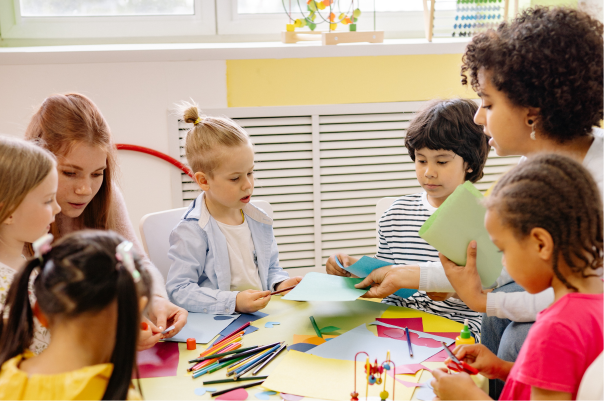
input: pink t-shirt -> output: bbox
[501,293,603,400]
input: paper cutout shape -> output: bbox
[319,326,340,334]
[424,341,457,362]
[265,321,280,328]
[292,334,338,346]
[194,387,217,396]
[254,391,277,400]
[164,313,238,344]
[137,341,179,378]
[371,321,455,348]
[281,394,304,401]
[393,364,431,374]
[387,374,425,388]
[418,181,503,287]
[380,306,464,332]
[307,324,445,365]
[282,272,368,302]
[211,311,269,345]
[214,316,234,320]
[216,388,249,400]
[341,256,416,298]
[415,382,436,401]
[288,343,317,352]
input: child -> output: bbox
[0,136,60,354]
[327,98,491,335]
[431,154,603,400]
[166,102,301,314]
[0,230,151,400]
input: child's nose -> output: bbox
[474,107,485,126]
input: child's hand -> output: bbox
[275,277,302,294]
[235,290,271,313]
[448,344,513,381]
[354,265,419,298]
[138,318,163,351]
[440,241,488,312]
[325,254,359,277]
[431,368,490,400]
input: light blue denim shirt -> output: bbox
[166,192,290,314]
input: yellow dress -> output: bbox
[0,351,141,400]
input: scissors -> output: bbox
[440,341,479,375]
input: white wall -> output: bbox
[0,60,227,238]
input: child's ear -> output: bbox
[194,172,210,191]
[530,227,554,261]
[525,107,541,127]
[32,301,49,328]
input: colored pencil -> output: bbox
[189,345,255,363]
[218,342,280,364]
[203,376,268,385]
[231,344,280,377]
[405,327,414,357]
[188,343,241,372]
[309,316,323,338]
[233,345,281,379]
[209,321,251,349]
[198,333,243,358]
[269,285,296,295]
[252,343,287,375]
[226,348,275,376]
[192,356,246,378]
[211,380,266,397]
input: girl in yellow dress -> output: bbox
[0,230,152,400]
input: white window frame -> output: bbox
[0,0,216,40]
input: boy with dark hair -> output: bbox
[326,98,492,335]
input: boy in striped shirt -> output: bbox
[326,98,490,335]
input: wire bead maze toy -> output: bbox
[281,0,384,45]
[351,351,396,401]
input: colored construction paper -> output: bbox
[307,324,446,365]
[194,387,217,396]
[380,306,464,332]
[394,364,431,374]
[319,326,340,334]
[388,374,425,388]
[424,341,457,362]
[254,391,276,400]
[282,272,369,302]
[341,256,416,298]
[265,321,280,328]
[288,343,317,352]
[370,321,455,348]
[292,334,338,345]
[137,341,180,378]
[281,394,304,401]
[214,315,233,320]
[415,382,436,401]
[216,388,249,400]
[418,181,503,287]
[211,311,268,345]
[262,350,418,400]
[164,313,238,344]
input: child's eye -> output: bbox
[231,177,239,182]
[417,160,427,164]
[437,161,448,165]
[481,104,492,110]
[247,171,254,176]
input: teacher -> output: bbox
[24,93,188,350]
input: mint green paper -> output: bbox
[418,181,503,287]
[282,272,369,302]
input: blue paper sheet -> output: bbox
[210,311,268,345]
[339,256,416,299]
[163,313,238,344]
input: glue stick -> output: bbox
[455,319,475,346]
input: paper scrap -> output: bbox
[137,341,179,378]
[194,387,217,396]
[282,272,369,302]
[377,309,464,333]
[415,382,436,401]
[418,181,503,287]
[292,334,337,345]
[281,394,304,401]
[265,322,281,328]
[341,256,416,298]
[288,343,317,352]
[164,313,238,344]
[393,364,431,374]
[216,388,249,400]
[319,326,340,334]
[307,324,445,365]
[211,311,268,345]
[255,391,277,400]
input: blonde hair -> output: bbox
[177,101,250,176]
[0,136,56,225]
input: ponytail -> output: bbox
[0,258,42,365]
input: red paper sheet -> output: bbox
[137,341,179,379]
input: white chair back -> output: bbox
[139,200,273,281]
[577,352,603,400]
[376,197,396,246]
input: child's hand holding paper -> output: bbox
[354,265,419,298]
[325,254,358,277]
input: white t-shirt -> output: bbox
[216,218,263,292]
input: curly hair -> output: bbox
[485,154,603,292]
[405,98,490,183]
[461,7,603,143]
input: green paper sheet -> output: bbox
[418,181,503,287]
[282,272,369,302]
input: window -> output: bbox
[19,0,195,17]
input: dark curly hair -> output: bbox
[461,7,603,142]
[405,98,490,183]
[485,154,603,292]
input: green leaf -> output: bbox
[320,326,341,334]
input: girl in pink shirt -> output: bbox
[431,153,603,400]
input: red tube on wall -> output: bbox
[116,144,193,179]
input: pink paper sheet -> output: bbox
[376,318,458,348]
[216,388,249,400]
[137,341,179,379]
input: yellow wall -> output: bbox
[227,54,478,107]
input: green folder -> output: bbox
[418,181,503,287]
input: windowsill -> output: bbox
[0,38,470,64]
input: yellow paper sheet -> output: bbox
[381,306,464,332]
[263,350,419,401]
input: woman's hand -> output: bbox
[431,368,490,400]
[147,295,188,340]
[275,276,303,294]
[426,292,456,302]
[325,254,359,277]
[354,265,419,298]
[449,344,513,381]
[440,241,490,313]
[138,318,163,351]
